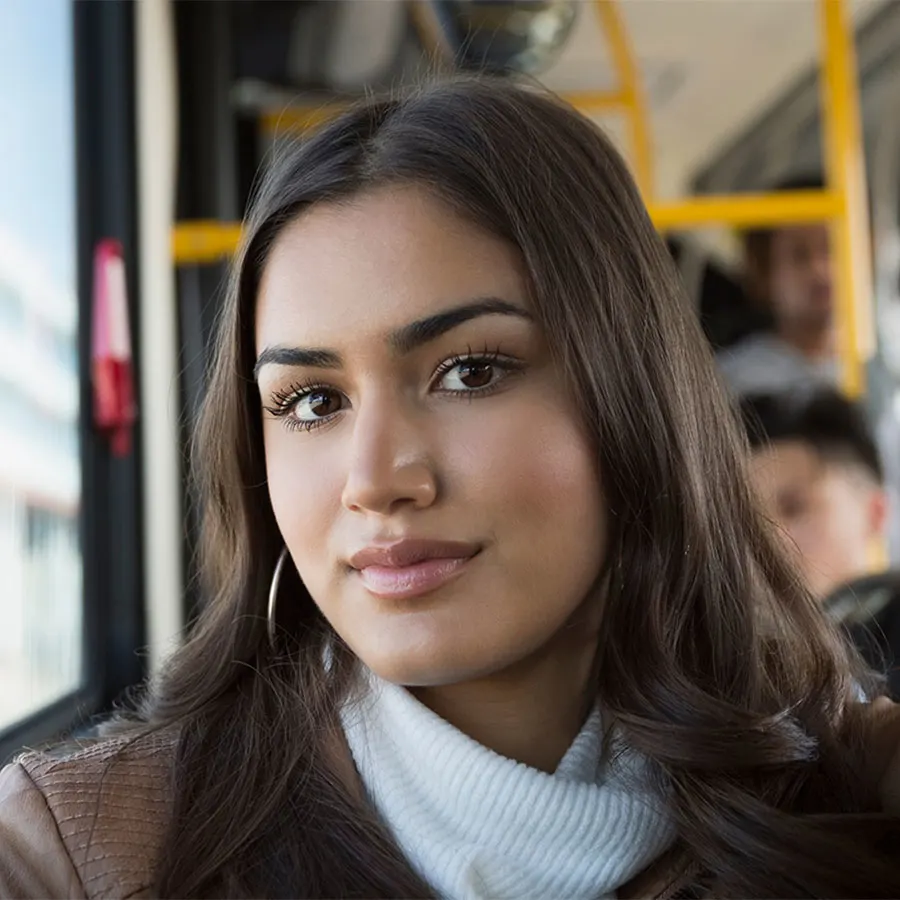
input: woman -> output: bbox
[2,78,900,899]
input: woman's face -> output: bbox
[255,185,606,686]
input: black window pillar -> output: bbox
[74,0,146,711]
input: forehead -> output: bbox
[770,223,829,255]
[749,440,823,486]
[255,185,528,351]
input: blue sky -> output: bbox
[0,0,75,289]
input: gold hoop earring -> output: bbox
[267,547,288,648]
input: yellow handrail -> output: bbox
[260,104,346,136]
[170,188,850,263]
[592,0,653,199]
[649,190,843,231]
[818,0,872,397]
[171,221,242,266]
[259,90,630,139]
[171,193,851,264]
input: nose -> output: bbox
[341,393,439,516]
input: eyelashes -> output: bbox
[266,380,318,416]
[263,379,341,433]
[262,345,525,434]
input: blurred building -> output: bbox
[0,227,81,725]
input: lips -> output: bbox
[349,539,481,600]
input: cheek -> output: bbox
[261,395,607,686]
[263,390,606,612]
[790,519,830,560]
[770,267,803,307]
[825,493,871,555]
[790,504,855,578]
[265,429,344,576]
[443,398,605,564]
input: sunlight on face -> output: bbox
[255,185,606,686]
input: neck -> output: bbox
[776,321,833,361]
[411,611,600,772]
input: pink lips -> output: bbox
[349,539,480,600]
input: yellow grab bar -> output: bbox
[819,0,872,397]
[592,0,653,199]
[649,190,843,231]
[171,191,845,264]
[171,221,243,266]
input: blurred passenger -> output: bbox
[741,389,900,695]
[742,389,885,598]
[719,175,836,395]
[1,81,900,900]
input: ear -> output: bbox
[868,487,889,538]
[866,488,889,571]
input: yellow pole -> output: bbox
[261,105,345,137]
[562,89,629,114]
[259,90,631,138]
[170,190,848,265]
[818,0,873,398]
[593,0,654,200]
[172,221,243,265]
[649,190,842,231]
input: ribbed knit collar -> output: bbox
[340,672,675,899]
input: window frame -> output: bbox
[0,0,145,764]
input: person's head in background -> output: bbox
[743,175,833,360]
[741,388,886,599]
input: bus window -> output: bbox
[0,1,82,732]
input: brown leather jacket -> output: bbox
[0,732,697,899]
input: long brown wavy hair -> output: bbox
[137,78,900,897]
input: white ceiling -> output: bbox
[541,0,887,198]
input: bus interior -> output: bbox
[2,0,900,761]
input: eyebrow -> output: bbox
[253,297,531,381]
[388,297,531,354]
[253,346,341,380]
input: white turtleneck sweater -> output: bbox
[340,673,675,900]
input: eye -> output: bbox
[777,489,809,521]
[433,350,522,395]
[439,359,498,392]
[264,382,346,432]
[294,388,344,422]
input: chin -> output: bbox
[352,628,518,688]
[333,596,573,688]
[360,647,481,688]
